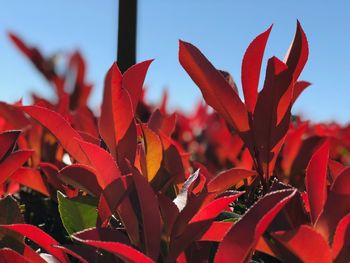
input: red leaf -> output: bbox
[11,167,49,196]
[52,245,89,263]
[305,140,329,224]
[99,63,122,159]
[99,61,151,170]
[215,189,297,263]
[132,168,161,260]
[0,102,30,130]
[241,25,272,113]
[284,21,309,83]
[76,139,121,189]
[190,192,243,223]
[0,248,31,263]
[19,105,89,164]
[0,130,21,161]
[122,60,153,114]
[179,40,249,132]
[207,168,256,193]
[316,167,350,242]
[59,164,102,196]
[291,81,311,105]
[0,224,69,263]
[158,193,179,236]
[252,56,291,177]
[332,213,350,262]
[328,159,345,181]
[282,123,308,174]
[272,225,332,263]
[0,150,33,185]
[72,238,154,263]
[199,221,234,242]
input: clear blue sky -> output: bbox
[1,1,350,123]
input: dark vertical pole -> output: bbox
[117,0,137,73]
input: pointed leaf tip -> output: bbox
[242,25,273,113]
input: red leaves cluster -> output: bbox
[1,22,350,263]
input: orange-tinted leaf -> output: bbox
[141,125,163,181]
[242,25,272,113]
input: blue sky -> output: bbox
[1,1,350,123]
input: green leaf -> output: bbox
[57,191,98,236]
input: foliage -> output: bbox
[1,22,350,262]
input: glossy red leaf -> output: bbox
[284,21,309,83]
[0,224,69,263]
[272,225,332,263]
[0,150,33,185]
[0,102,30,130]
[72,238,154,263]
[19,105,89,164]
[305,140,329,224]
[0,248,31,263]
[282,123,308,175]
[158,193,179,236]
[76,139,121,189]
[291,81,311,105]
[252,56,291,176]
[215,189,297,263]
[241,25,272,113]
[11,167,49,196]
[59,164,102,196]
[132,168,161,260]
[122,60,153,114]
[190,192,243,223]
[97,177,129,226]
[199,221,234,242]
[332,213,350,262]
[328,159,345,180]
[0,130,20,161]
[179,40,249,132]
[207,168,256,193]
[316,167,350,242]
[99,61,151,170]
[52,245,89,263]
[98,63,121,156]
